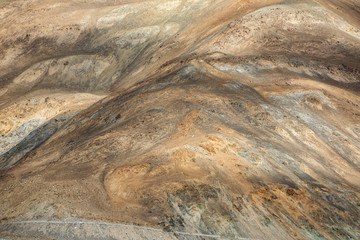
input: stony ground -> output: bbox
[0,0,360,239]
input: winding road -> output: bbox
[0,220,258,240]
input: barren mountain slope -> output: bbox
[0,0,360,239]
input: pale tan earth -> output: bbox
[0,0,360,239]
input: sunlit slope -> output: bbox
[1,0,360,239]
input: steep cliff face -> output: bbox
[1,0,360,239]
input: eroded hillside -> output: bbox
[0,0,360,239]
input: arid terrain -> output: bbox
[0,0,360,239]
